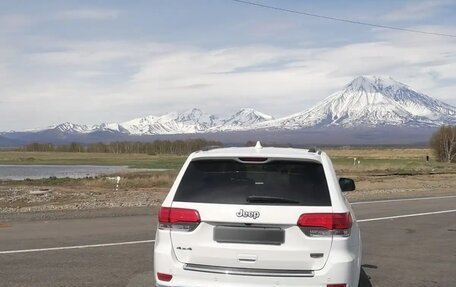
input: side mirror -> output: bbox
[339,178,355,192]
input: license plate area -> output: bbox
[213,225,285,245]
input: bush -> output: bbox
[430,125,456,163]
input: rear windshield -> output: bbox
[173,159,331,206]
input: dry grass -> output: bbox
[1,148,456,212]
[2,148,455,190]
[325,147,433,159]
[327,147,456,175]
[0,151,186,169]
[0,170,178,190]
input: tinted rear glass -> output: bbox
[174,159,331,206]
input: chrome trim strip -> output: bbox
[183,263,314,277]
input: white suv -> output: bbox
[154,143,361,287]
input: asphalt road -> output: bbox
[1,196,455,287]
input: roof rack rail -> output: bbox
[200,145,224,151]
[307,147,321,154]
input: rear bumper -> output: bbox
[155,247,360,287]
[155,259,358,287]
[154,226,362,287]
[182,263,314,277]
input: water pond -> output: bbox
[0,165,159,180]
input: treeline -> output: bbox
[21,139,223,155]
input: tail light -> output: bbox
[158,207,200,232]
[157,272,173,282]
[327,284,347,287]
[298,212,352,237]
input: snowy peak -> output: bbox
[175,108,204,121]
[114,108,221,135]
[235,108,274,121]
[175,108,221,128]
[218,108,273,131]
[345,76,406,94]
[344,75,456,122]
[265,75,456,129]
[51,122,97,134]
[117,108,273,134]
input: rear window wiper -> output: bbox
[246,195,300,204]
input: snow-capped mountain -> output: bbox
[37,108,272,136]
[50,122,99,134]
[256,76,456,129]
[115,108,274,134]
[5,76,456,139]
[216,108,274,131]
[118,108,221,135]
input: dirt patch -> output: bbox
[344,173,456,201]
[1,173,456,213]
[0,186,168,213]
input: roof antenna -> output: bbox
[255,141,263,149]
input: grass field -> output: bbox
[1,148,455,212]
[1,148,455,188]
[0,151,186,169]
[326,148,456,176]
[0,148,451,173]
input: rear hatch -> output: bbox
[168,158,334,271]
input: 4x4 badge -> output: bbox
[236,209,260,219]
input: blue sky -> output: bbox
[0,0,455,130]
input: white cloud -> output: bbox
[383,0,454,22]
[26,41,172,66]
[0,14,32,28]
[121,30,456,117]
[28,44,133,66]
[1,27,456,130]
[56,8,121,20]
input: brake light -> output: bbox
[158,207,200,232]
[238,157,268,162]
[298,213,352,237]
[327,284,346,287]
[157,272,173,282]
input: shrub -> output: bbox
[430,125,456,163]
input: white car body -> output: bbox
[154,144,361,287]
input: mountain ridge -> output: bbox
[3,76,456,139]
